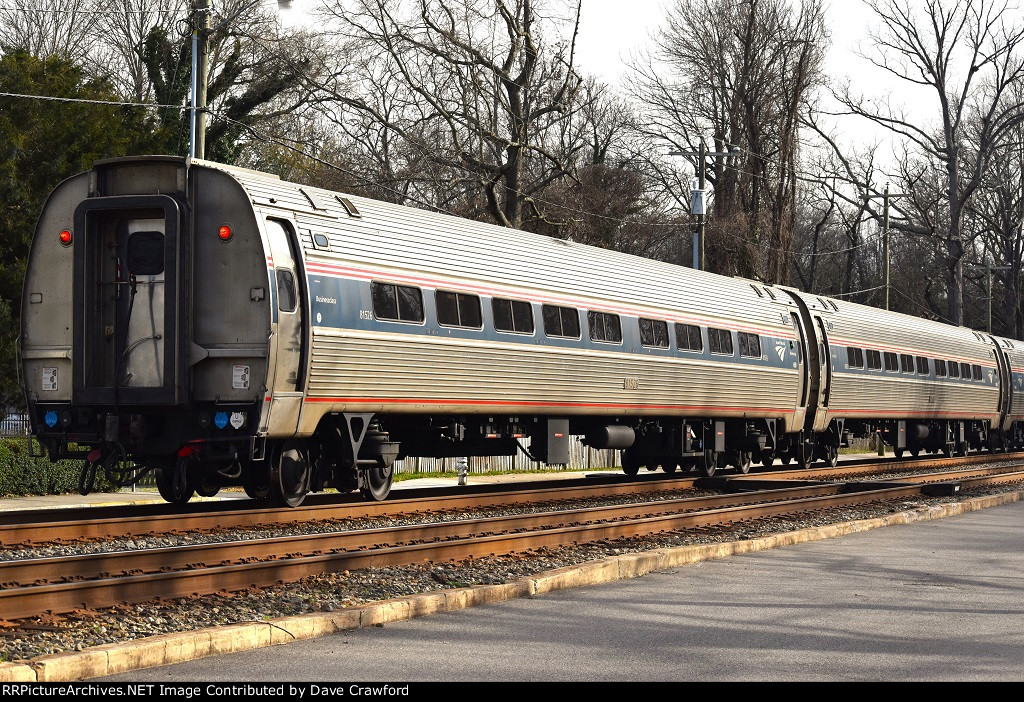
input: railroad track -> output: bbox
[3,451,1022,547]
[2,463,1022,621]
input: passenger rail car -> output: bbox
[20,157,1024,506]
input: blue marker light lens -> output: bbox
[214,412,229,429]
[44,411,58,428]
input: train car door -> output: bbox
[265,218,307,437]
[789,312,810,430]
[73,196,182,406]
[812,316,833,431]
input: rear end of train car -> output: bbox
[21,157,279,502]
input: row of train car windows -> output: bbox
[369,282,764,357]
[846,346,983,380]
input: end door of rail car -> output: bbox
[780,290,830,432]
[264,218,308,436]
[72,196,182,407]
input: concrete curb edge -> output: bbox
[1,489,1020,682]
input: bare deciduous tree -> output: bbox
[629,0,828,283]
[0,0,102,60]
[92,0,187,102]
[318,0,584,229]
[826,0,1024,325]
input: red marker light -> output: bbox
[218,225,232,241]
[59,229,72,246]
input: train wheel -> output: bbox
[360,461,394,501]
[736,451,753,474]
[822,444,839,467]
[156,461,194,504]
[187,459,220,498]
[781,451,794,465]
[794,442,814,470]
[662,460,678,474]
[759,450,774,466]
[243,461,270,499]
[909,448,920,457]
[271,442,311,508]
[894,448,904,459]
[698,449,718,477]
[645,460,660,472]
[621,450,641,477]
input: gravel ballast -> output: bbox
[1,479,1022,666]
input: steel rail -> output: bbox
[0,483,847,586]
[2,452,1020,547]
[0,475,702,547]
[3,469,1022,620]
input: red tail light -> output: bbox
[59,229,72,245]
[218,225,232,241]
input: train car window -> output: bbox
[675,323,703,352]
[846,347,864,368]
[639,318,669,348]
[492,298,534,334]
[277,270,297,313]
[961,362,971,379]
[126,231,164,275]
[436,291,482,329]
[900,354,915,373]
[884,352,898,371]
[866,349,882,370]
[916,356,929,375]
[973,364,983,380]
[708,328,734,355]
[588,311,622,344]
[949,362,960,378]
[542,304,580,339]
[935,359,947,377]
[738,332,762,358]
[371,282,424,323]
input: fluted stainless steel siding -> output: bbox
[809,295,999,423]
[304,329,797,424]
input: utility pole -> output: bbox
[189,0,211,160]
[672,141,738,271]
[195,0,211,160]
[869,183,908,310]
[189,0,288,159]
[967,261,1012,333]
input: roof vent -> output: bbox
[336,196,361,218]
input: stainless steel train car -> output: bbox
[20,156,1024,506]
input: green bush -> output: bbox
[0,438,117,496]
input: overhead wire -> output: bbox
[224,112,888,258]
[0,88,888,259]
